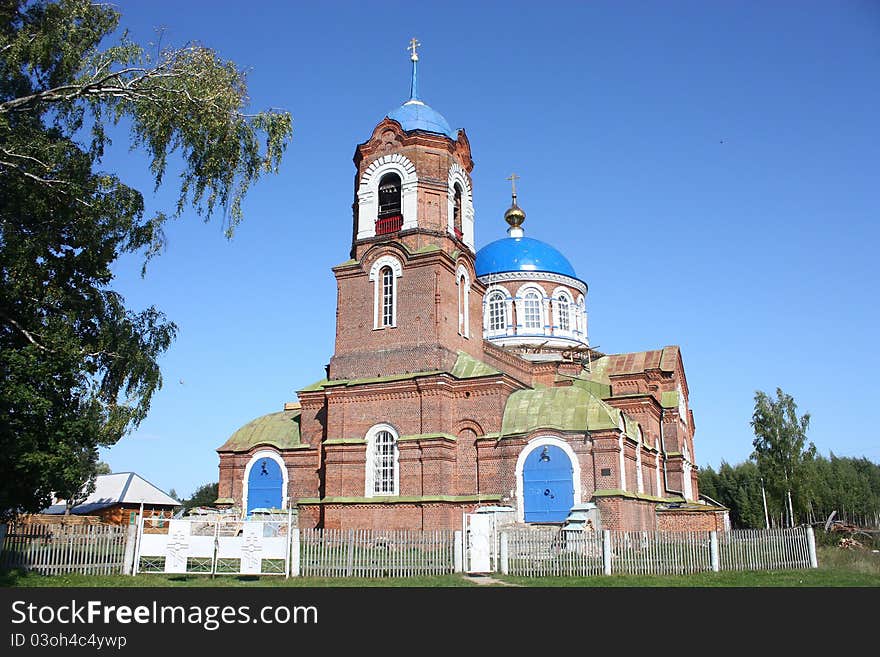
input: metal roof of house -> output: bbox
[42,472,180,514]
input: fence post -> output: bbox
[602,530,612,575]
[122,525,138,575]
[806,526,818,569]
[290,529,301,577]
[0,523,7,557]
[453,530,463,573]
[499,532,509,575]
[709,531,720,572]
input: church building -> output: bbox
[215,43,727,533]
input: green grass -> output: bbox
[2,547,877,587]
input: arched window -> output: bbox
[523,290,542,331]
[618,416,628,492]
[381,266,394,327]
[636,427,644,494]
[456,266,470,338]
[487,292,507,332]
[376,172,402,235]
[453,183,463,239]
[555,291,571,333]
[370,255,402,329]
[366,424,399,497]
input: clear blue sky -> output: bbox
[98,1,880,500]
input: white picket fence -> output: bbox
[0,523,131,575]
[1,520,818,579]
[500,526,818,576]
[300,529,457,577]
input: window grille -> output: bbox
[373,430,397,495]
[382,267,394,327]
[523,291,541,330]
[488,293,506,331]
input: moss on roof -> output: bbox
[500,386,621,437]
[451,351,500,379]
[300,352,500,395]
[217,410,302,453]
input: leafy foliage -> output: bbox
[750,388,815,526]
[180,482,219,512]
[0,1,292,520]
[699,454,880,528]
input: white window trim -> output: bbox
[636,428,644,494]
[551,286,573,337]
[483,285,511,339]
[447,163,475,251]
[655,449,663,497]
[357,154,418,239]
[456,264,470,338]
[618,417,628,492]
[682,442,693,500]
[514,283,549,336]
[365,423,400,497]
[513,435,581,524]
[242,449,289,513]
[575,294,587,342]
[369,255,403,329]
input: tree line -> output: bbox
[699,387,880,528]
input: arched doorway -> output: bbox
[246,456,283,515]
[519,441,576,523]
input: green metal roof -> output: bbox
[660,390,680,408]
[450,351,500,379]
[300,351,500,394]
[500,386,622,437]
[217,409,302,453]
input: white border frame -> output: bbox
[365,422,400,498]
[242,450,289,514]
[357,153,418,239]
[369,255,403,329]
[514,436,582,523]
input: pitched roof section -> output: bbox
[450,351,501,379]
[217,409,302,453]
[598,346,681,377]
[500,387,621,437]
[300,352,500,394]
[42,473,180,514]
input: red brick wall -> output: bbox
[594,496,657,531]
[657,509,728,532]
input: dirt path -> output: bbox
[463,574,521,586]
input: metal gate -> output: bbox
[464,513,493,573]
[522,444,574,523]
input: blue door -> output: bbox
[247,457,283,515]
[523,445,574,523]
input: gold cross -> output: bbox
[408,37,421,61]
[507,173,520,197]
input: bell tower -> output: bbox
[328,41,484,381]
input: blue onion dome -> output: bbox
[385,39,457,139]
[475,236,578,278]
[476,184,577,278]
[387,100,456,139]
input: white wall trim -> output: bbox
[514,436,582,523]
[514,282,549,336]
[242,449,289,514]
[447,163,474,251]
[456,264,471,338]
[357,154,418,239]
[369,255,403,329]
[364,422,400,498]
[477,270,587,297]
